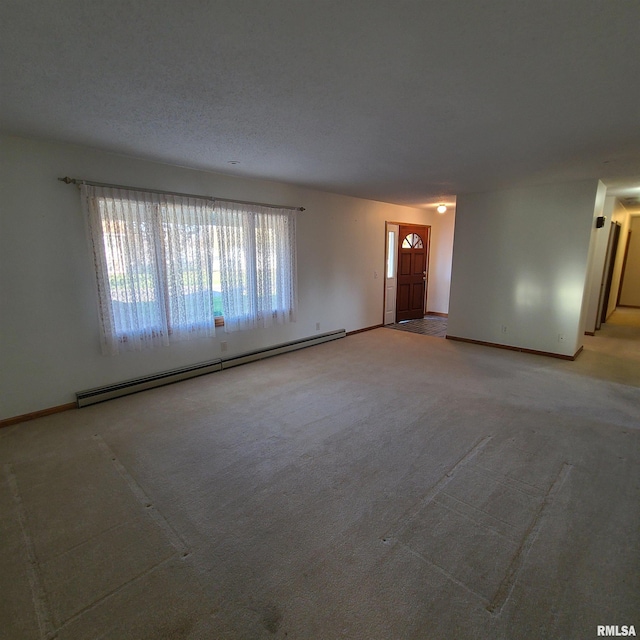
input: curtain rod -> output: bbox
[58,177,305,212]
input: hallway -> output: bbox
[569,307,640,387]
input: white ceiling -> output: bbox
[1,1,639,210]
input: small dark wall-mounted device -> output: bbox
[596,216,606,228]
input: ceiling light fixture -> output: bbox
[437,204,447,214]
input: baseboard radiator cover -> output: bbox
[76,360,223,407]
[221,329,346,369]
[76,329,346,408]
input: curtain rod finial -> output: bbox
[59,177,75,184]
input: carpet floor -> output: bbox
[1,309,639,640]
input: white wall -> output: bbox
[448,180,602,357]
[426,208,455,314]
[619,215,640,307]
[0,134,441,420]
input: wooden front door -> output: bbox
[396,225,428,322]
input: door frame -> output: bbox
[616,229,632,307]
[596,221,621,328]
[383,221,430,324]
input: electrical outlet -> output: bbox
[501,325,508,334]
[316,322,321,331]
[374,270,378,279]
[221,341,228,352]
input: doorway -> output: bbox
[384,223,430,324]
[596,221,622,328]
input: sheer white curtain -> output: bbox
[82,185,217,354]
[216,202,297,332]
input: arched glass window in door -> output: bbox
[402,232,424,248]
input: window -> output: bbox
[217,201,297,333]
[387,230,396,278]
[83,185,297,354]
[402,232,423,249]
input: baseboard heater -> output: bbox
[76,329,346,408]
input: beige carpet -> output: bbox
[1,309,639,639]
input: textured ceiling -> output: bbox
[1,1,639,209]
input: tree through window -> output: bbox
[82,185,297,354]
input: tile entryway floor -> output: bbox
[386,315,447,337]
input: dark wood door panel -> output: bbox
[410,283,424,311]
[399,253,412,276]
[413,253,425,274]
[396,224,429,322]
[397,284,410,313]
